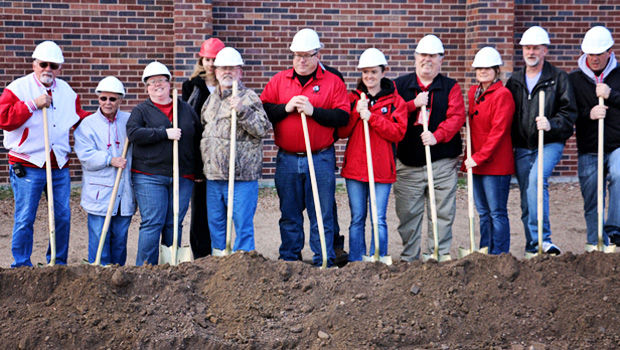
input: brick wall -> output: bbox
[0,0,618,184]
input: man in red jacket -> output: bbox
[393,34,466,261]
[0,41,89,267]
[261,28,349,267]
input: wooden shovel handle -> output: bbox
[172,88,180,265]
[225,81,238,255]
[43,107,56,266]
[94,139,130,266]
[422,106,439,257]
[360,93,380,260]
[301,112,328,269]
[537,90,545,255]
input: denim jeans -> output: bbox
[345,179,392,261]
[514,142,564,252]
[10,165,71,267]
[133,173,193,265]
[275,147,336,267]
[578,148,620,245]
[206,180,258,252]
[87,213,131,265]
[472,174,511,254]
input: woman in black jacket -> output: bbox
[128,61,202,265]
[181,37,225,259]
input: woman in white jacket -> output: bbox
[74,76,135,265]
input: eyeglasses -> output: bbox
[293,51,318,60]
[146,78,169,86]
[99,96,118,102]
[38,61,60,70]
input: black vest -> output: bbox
[394,72,463,167]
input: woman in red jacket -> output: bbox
[463,47,515,254]
[338,48,408,261]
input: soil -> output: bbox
[0,183,618,349]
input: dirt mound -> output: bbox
[0,252,618,349]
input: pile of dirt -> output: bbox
[0,251,618,349]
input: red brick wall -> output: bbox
[0,0,618,184]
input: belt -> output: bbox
[281,146,331,157]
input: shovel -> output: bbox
[301,111,328,269]
[525,91,547,259]
[42,107,56,266]
[458,116,488,258]
[420,106,451,262]
[213,81,238,257]
[585,96,616,253]
[159,88,193,265]
[92,139,130,266]
[358,93,392,265]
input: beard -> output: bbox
[525,56,540,67]
[39,73,54,85]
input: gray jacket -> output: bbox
[74,109,135,216]
[200,83,270,181]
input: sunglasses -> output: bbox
[38,62,60,70]
[99,96,118,102]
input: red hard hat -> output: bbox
[199,38,225,58]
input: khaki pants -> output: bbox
[394,157,458,261]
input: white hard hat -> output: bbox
[290,28,324,52]
[214,47,244,67]
[358,48,388,69]
[32,41,64,64]
[142,61,171,83]
[96,76,125,97]
[415,34,444,55]
[472,47,503,68]
[581,26,614,54]
[519,26,550,46]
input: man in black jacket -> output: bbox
[506,26,577,255]
[569,26,620,248]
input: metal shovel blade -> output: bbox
[584,243,616,253]
[212,248,233,257]
[457,246,489,259]
[422,252,452,262]
[159,244,194,265]
[362,254,393,265]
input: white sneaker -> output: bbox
[542,242,561,255]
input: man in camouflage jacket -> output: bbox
[200,47,271,254]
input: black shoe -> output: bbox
[334,248,349,267]
[609,234,620,246]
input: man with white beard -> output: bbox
[0,40,89,267]
[506,26,577,256]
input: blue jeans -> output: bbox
[578,148,620,245]
[10,165,71,267]
[275,147,336,267]
[345,179,392,261]
[514,143,564,252]
[472,174,511,254]
[87,213,131,266]
[133,173,193,265]
[206,180,258,252]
